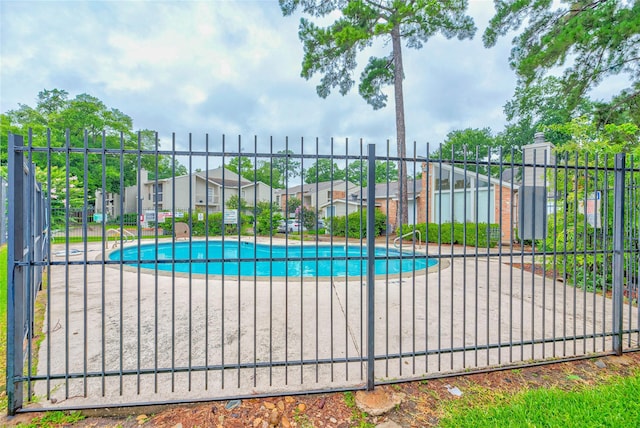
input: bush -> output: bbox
[400,222,500,248]
[108,213,138,226]
[330,209,387,238]
[256,211,284,236]
[161,211,251,237]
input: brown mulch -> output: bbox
[510,262,565,282]
[3,352,640,427]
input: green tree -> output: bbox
[36,166,85,228]
[281,0,476,227]
[484,0,640,117]
[346,160,367,187]
[285,196,302,216]
[3,89,186,197]
[433,128,498,174]
[374,160,398,184]
[304,158,345,184]
[539,118,640,292]
[271,149,302,187]
[226,194,250,212]
[225,156,255,181]
[255,160,285,189]
[500,76,595,150]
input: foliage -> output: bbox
[255,201,281,217]
[401,222,500,248]
[343,160,400,188]
[256,211,285,236]
[432,127,501,174]
[550,117,640,157]
[304,158,345,184]
[285,196,302,215]
[107,213,139,226]
[484,1,640,119]
[374,160,399,184]
[330,209,386,238]
[271,149,302,188]
[346,160,367,187]
[1,89,186,198]
[161,212,251,237]
[225,154,293,189]
[255,160,284,189]
[225,156,254,181]
[536,118,640,292]
[299,206,318,231]
[226,194,250,212]
[36,166,85,228]
[281,0,476,226]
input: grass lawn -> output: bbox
[439,370,640,427]
[0,245,7,410]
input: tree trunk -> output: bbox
[391,26,408,231]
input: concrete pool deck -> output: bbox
[30,238,638,409]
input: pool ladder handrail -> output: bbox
[394,230,422,249]
[107,228,136,248]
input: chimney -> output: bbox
[522,132,555,187]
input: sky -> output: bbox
[1,0,520,158]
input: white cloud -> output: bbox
[0,0,518,151]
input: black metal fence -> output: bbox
[6,131,640,414]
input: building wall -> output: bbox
[422,162,515,243]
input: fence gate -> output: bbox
[6,131,640,414]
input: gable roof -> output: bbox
[274,180,358,195]
[432,163,521,190]
[359,178,421,200]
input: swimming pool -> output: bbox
[110,240,437,277]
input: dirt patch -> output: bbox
[3,352,639,427]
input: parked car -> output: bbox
[278,219,306,233]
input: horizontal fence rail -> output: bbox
[6,130,640,414]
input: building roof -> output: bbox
[274,180,357,195]
[359,178,422,200]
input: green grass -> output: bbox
[1,244,7,410]
[16,410,85,427]
[439,372,640,427]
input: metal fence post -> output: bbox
[612,153,625,355]
[366,143,376,390]
[7,133,25,415]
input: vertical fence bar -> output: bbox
[7,133,25,415]
[366,143,376,390]
[612,153,626,355]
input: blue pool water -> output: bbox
[110,241,437,277]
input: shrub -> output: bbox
[256,211,284,236]
[108,213,138,226]
[161,211,250,237]
[400,222,500,248]
[330,209,386,238]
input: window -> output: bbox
[154,183,163,202]
[435,178,450,190]
[454,173,470,189]
[477,179,489,188]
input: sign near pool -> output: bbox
[145,211,156,223]
[224,210,238,224]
